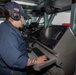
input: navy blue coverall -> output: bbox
[0,19,28,75]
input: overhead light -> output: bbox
[14,1,37,6]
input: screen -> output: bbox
[38,25,68,49]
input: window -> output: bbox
[52,11,71,25]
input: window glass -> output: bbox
[52,11,71,25]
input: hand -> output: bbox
[34,55,47,65]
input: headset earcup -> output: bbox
[12,12,21,20]
[9,10,21,21]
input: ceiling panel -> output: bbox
[0,0,72,17]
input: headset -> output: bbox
[5,7,21,21]
[9,10,21,21]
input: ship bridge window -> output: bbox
[51,11,71,25]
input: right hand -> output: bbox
[34,55,47,65]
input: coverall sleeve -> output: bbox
[0,32,28,69]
